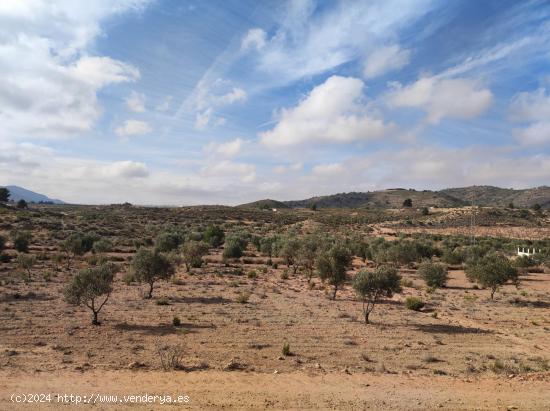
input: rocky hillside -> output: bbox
[239,186,550,209]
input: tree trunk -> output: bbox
[332,284,338,300]
[491,288,495,300]
[364,311,370,324]
[147,282,154,299]
[92,311,99,325]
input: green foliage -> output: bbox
[0,187,9,203]
[403,198,413,208]
[441,247,465,265]
[155,231,184,253]
[513,255,537,268]
[61,232,99,267]
[352,265,402,323]
[16,199,28,209]
[132,248,175,298]
[259,235,278,259]
[316,243,352,300]
[92,238,112,254]
[64,263,117,324]
[282,341,291,356]
[172,316,181,326]
[298,234,320,281]
[274,235,300,272]
[465,254,519,299]
[421,207,429,216]
[11,231,32,253]
[204,225,224,247]
[405,296,425,311]
[223,236,245,261]
[16,253,36,277]
[0,235,5,253]
[418,261,448,288]
[181,240,209,270]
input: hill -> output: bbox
[2,185,65,204]
[237,199,289,210]
[283,189,466,209]
[238,186,550,209]
[441,186,550,208]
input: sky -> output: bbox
[1,0,550,205]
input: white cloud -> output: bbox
[195,109,212,130]
[191,79,246,130]
[115,120,152,137]
[388,76,493,123]
[200,160,256,183]
[509,88,550,122]
[102,161,149,178]
[312,163,344,176]
[241,28,267,51]
[260,76,391,148]
[205,138,246,158]
[251,0,434,84]
[509,88,550,146]
[363,45,410,79]
[126,91,146,112]
[0,1,148,140]
[274,162,303,174]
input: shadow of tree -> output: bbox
[413,323,492,334]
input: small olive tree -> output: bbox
[132,248,175,298]
[298,235,319,282]
[316,243,352,300]
[64,263,117,325]
[204,225,225,248]
[181,240,209,271]
[11,231,32,253]
[418,260,448,288]
[466,254,519,300]
[16,253,36,280]
[352,265,402,324]
[61,232,97,269]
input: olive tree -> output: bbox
[181,240,209,271]
[352,266,401,324]
[297,235,319,282]
[466,254,519,300]
[276,235,301,274]
[155,231,184,252]
[64,263,117,325]
[0,187,9,203]
[418,260,448,288]
[11,231,31,253]
[132,248,175,298]
[204,225,225,247]
[61,233,89,269]
[316,243,352,300]
[259,235,277,264]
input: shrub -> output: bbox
[181,240,209,271]
[280,270,289,280]
[132,248,175,299]
[418,261,448,288]
[172,316,181,327]
[16,199,28,209]
[441,248,465,265]
[156,343,184,371]
[421,207,429,216]
[247,270,257,279]
[12,231,31,253]
[204,225,224,247]
[0,235,5,253]
[466,254,519,299]
[223,239,244,261]
[155,231,184,253]
[405,297,425,311]
[16,253,36,278]
[236,291,251,304]
[92,238,112,254]
[64,263,117,325]
[122,271,135,285]
[403,198,413,208]
[352,266,402,324]
[316,243,352,300]
[156,296,170,306]
[282,341,291,356]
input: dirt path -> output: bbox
[1,370,549,410]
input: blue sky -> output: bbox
[1,0,549,204]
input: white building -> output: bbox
[517,247,541,257]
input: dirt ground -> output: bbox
[1,369,549,410]
[1,205,549,410]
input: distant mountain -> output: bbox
[2,185,65,204]
[238,186,550,210]
[237,199,289,210]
